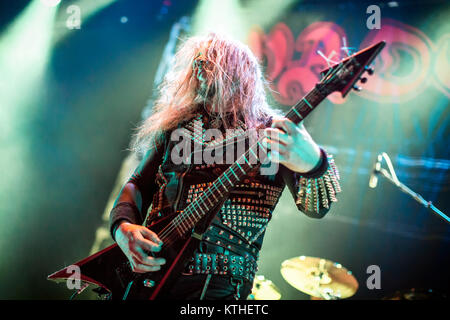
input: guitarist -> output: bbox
[109,33,341,300]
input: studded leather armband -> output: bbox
[295,150,341,214]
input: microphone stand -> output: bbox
[373,153,450,225]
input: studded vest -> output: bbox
[111,108,341,284]
[146,112,286,257]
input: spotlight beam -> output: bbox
[191,0,298,42]
[0,0,57,264]
[52,0,118,44]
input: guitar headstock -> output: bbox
[318,41,385,97]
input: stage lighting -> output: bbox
[191,0,297,42]
[0,0,58,275]
[40,0,61,7]
[53,0,118,43]
[192,0,246,40]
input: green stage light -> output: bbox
[40,0,61,7]
[191,0,298,42]
[0,0,57,134]
[53,0,118,43]
[0,0,57,238]
[192,0,246,40]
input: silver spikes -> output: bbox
[295,154,341,214]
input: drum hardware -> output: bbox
[280,256,358,300]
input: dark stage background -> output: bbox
[0,0,448,299]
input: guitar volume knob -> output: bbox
[143,279,156,288]
[365,66,374,75]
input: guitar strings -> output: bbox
[156,91,324,247]
[159,128,276,242]
[154,58,352,246]
[156,91,322,247]
[157,151,252,245]
[157,134,269,242]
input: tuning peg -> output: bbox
[353,85,362,91]
[360,77,368,84]
[365,66,374,75]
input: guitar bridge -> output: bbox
[191,231,204,240]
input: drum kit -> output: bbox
[248,255,359,300]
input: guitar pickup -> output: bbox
[191,231,204,240]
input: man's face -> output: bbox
[195,57,216,108]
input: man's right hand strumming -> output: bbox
[115,222,166,273]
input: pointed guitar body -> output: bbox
[48,205,222,300]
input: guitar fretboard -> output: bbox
[159,86,326,241]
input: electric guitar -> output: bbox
[48,41,385,300]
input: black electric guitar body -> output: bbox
[49,201,225,300]
[48,41,385,300]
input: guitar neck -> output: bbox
[285,86,327,125]
[161,86,327,240]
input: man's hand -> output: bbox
[115,222,166,273]
[263,118,321,173]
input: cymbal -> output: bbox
[248,275,281,300]
[281,256,358,299]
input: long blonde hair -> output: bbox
[131,32,279,157]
